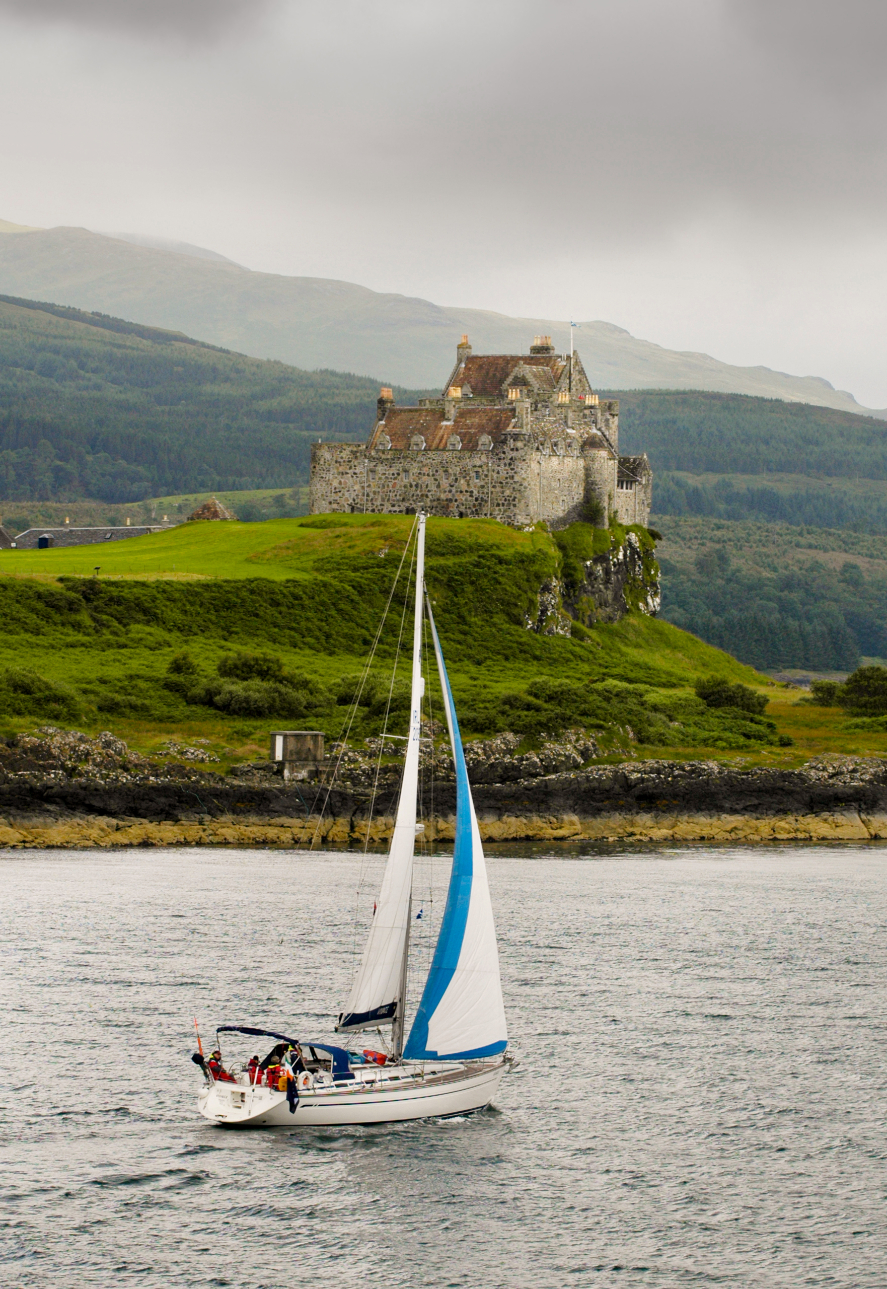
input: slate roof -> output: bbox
[617,455,650,482]
[448,353,567,398]
[370,406,516,451]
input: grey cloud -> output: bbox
[0,0,276,39]
[728,0,887,90]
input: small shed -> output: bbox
[37,533,54,549]
[270,730,325,781]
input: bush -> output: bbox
[217,651,285,682]
[695,677,768,714]
[167,651,199,676]
[841,665,887,716]
[809,679,844,706]
[0,668,80,719]
[188,677,325,719]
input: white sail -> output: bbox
[337,516,426,1035]
[403,601,508,1062]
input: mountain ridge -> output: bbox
[0,222,881,417]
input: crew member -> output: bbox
[206,1049,237,1083]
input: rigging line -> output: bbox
[422,601,436,941]
[308,516,418,848]
[307,516,416,831]
[350,525,418,976]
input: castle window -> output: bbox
[375,432,391,450]
[474,470,481,481]
[446,435,462,451]
[403,469,411,480]
[478,434,492,451]
[410,434,426,451]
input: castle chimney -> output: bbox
[456,335,471,366]
[529,334,555,355]
[377,387,395,420]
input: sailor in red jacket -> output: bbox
[206,1049,237,1083]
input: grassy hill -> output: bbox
[0,294,423,504]
[0,224,881,412]
[1,512,834,764]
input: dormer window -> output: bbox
[410,434,426,451]
[447,435,462,451]
[375,432,391,450]
[478,434,493,451]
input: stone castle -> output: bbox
[309,336,651,528]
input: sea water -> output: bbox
[2,845,886,1289]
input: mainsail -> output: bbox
[403,601,508,1062]
[337,516,425,1035]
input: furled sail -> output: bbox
[337,516,425,1034]
[403,601,508,1062]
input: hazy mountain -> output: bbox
[0,222,882,417]
[101,232,242,265]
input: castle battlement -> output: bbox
[309,336,651,528]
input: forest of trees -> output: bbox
[654,473,887,532]
[0,294,422,502]
[658,544,885,671]
[614,388,887,478]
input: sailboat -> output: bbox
[195,514,512,1126]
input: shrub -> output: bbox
[188,677,322,719]
[167,651,199,676]
[841,665,887,716]
[217,651,285,682]
[695,677,768,714]
[809,679,844,706]
[0,668,80,720]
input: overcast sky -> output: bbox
[1,0,886,404]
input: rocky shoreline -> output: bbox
[1,728,887,849]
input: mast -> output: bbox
[336,513,426,1043]
[391,513,425,1058]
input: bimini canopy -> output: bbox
[215,1026,353,1077]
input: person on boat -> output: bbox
[206,1049,237,1083]
[286,1044,307,1075]
[259,1041,288,1070]
[246,1055,262,1084]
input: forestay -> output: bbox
[337,516,425,1034]
[403,601,508,1062]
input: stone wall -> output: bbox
[310,434,599,526]
[308,394,640,529]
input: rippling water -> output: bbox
[3,845,887,1288]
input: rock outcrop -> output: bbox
[0,729,886,848]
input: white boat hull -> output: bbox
[197,1058,508,1127]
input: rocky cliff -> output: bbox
[2,728,886,848]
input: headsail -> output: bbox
[337,515,425,1036]
[403,600,508,1062]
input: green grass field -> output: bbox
[0,512,878,766]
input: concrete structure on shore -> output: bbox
[310,336,652,529]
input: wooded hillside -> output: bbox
[0,294,421,503]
